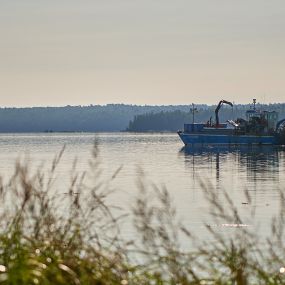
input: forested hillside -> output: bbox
[0,104,197,132]
[0,103,285,132]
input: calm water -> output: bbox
[1,132,285,241]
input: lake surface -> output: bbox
[1,132,285,243]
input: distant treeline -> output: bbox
[127,103,285,132]
[0,104,196,132]
[0,103,285,132]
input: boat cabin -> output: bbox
[246,109,278,132]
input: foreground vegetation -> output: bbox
[0,144,285,284]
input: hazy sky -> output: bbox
[0,0,284,107]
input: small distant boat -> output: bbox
[178,99,285,146]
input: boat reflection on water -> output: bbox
[178,143,285,239]
[179,145,285,186]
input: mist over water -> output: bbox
[0,132,284,241]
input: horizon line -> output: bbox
[1,101,285,109]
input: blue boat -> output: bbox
[178,99,285,147]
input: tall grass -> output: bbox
[0,144,284,284]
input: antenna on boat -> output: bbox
[253,99,256,110]
[190,103,197,124]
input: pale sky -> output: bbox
[0,0,284,107]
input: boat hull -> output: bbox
[178,132,278,146]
